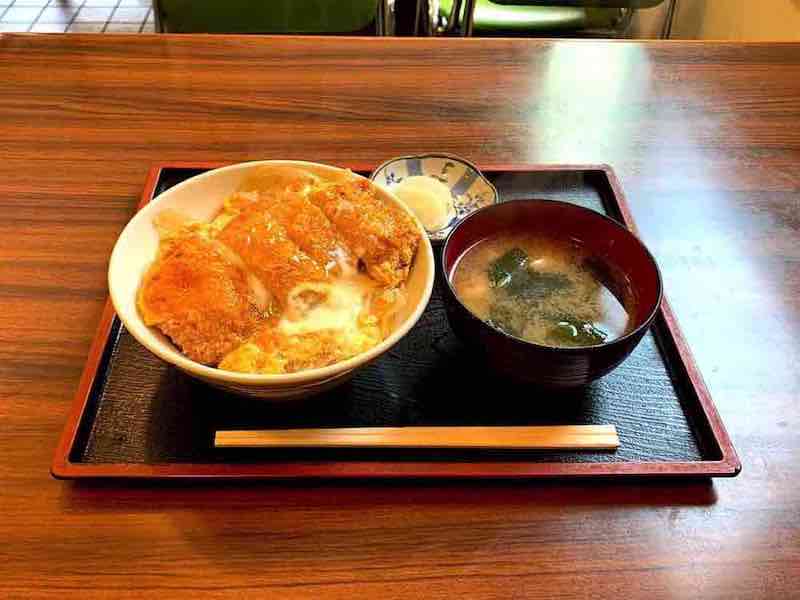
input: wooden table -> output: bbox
[1,34,798,599]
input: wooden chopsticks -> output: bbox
[214,425,619,450]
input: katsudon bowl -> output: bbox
[108,161,435,399]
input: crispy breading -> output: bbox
[138,168,419,373]
[260,192,356,276]
[217,200,328,309]
[308,177,420,287]
[137,235,261,365]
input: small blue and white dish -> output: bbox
[370,153,499,242]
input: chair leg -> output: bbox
[413,0,422,35]
[152,0,164,32]
[416,0,434,35]
[461,0,475,36]
[376,0,385,35]
[661,0,677,39]
[443,0,462,33]
[617,7,633,37]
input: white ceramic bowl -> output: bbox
[108,161,435,399]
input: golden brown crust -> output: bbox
[137,235,260,365]
[259,192,356,276]
[139,171,418,373]
[217,200,329,308]
[308,178,420,287]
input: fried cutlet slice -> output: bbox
[137,234,262,365]
[214,190,356,277]
[308,177,420,287]
[217,199,328,309]
[261,192,356,276]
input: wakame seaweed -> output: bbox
[489,248,572,299]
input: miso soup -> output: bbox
[451,234,630,348]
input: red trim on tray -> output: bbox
[51,299,117,479]
[52,459,739,480]
[51,166,162,480]
[600,164,739,477]
[51,162,740,480]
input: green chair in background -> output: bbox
[433,0,667,37]
[154,0,389,35]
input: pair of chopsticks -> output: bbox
[214,425,619,450]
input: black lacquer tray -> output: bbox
[52,163,739,480]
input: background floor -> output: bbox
[0,0,153,33]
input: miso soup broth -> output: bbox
[451,233,630,348]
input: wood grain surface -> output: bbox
[0,34,798,599]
